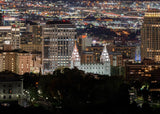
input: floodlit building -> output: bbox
[71,43,111,76]
[135,45,141,62]
[42,20,76,74]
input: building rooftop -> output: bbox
[0,49,29,54]
[26,20,38,25]
[126,58,160,65]
[46,20,72,25]
[109,52,122,55]
[0,71,22,82]
[83,51,93,54]
[147,8,160,13]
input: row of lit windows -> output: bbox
[0,95,21,100]
[80,66,107,70]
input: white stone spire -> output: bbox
[100,44,110,63]
[71,41,81,68]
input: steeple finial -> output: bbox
[100,44,110,63]
[71,41,80,62]
[71,41,81,68]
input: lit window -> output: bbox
[130,72,134,74]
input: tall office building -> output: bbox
[20,24,42,52]
[42,20,76,74]
[141,9,160,62]
[0,26,20,50]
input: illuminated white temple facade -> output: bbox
[71,43,111,76]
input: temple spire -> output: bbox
[71,41,81,68]
[100,44,110,63]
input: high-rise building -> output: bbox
[141,9,160,62]
[42,20,76,74]
[20,23,42,53]
[77,34,92,55]
[0,26,20,50]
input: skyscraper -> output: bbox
[42,20,76,74]
[141,9,160,62]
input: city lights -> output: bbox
[0,0,159,114]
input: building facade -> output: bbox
[110,45,136,59]
[85,45,103,63]
[16,52,32,75]
[109,52,123,67]
[20,44,42,52]
[42,20,76,74]
[77,34,92,55]
[71,43,110,76]
[20,24,42,53]
[0,50,32,75]
[0,72,23,101]
[81,51,94,64]
[0,26,20,50]
[125,59,160,81]
[141,9,160,62]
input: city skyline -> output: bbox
[0,0,159,114]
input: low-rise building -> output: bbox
[0,72,23,101]
[125,59,160,81]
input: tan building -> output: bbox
[81,51,94,64]
[30,53,42,74]
[2,52,17,73]
[85,45,103,63]
[0,50,32,75]
[16,52,32,75]
[20,44,42,52]
[141,9,160,62]
[110,45,136,59]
